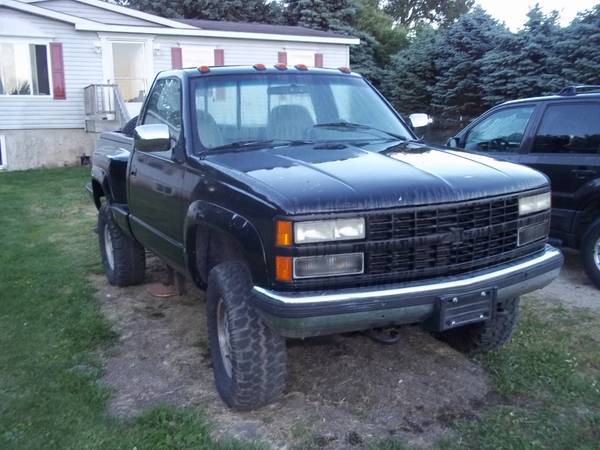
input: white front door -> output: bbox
[112,41,146,116]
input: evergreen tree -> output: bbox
[127,0,284,23]
[480,6,565,105]
[354,0,409,64]
[384,0,474,28]
[560,5,600,85]
[382,27,439,114]
[286,0,355,31]
[430,8,506,119]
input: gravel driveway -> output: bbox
[94,247,598,449]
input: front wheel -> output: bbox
[581,218,600,289]
[206,261,287,410]
[98,204,145,286]
[437,297,520,354]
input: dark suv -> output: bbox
[448,86,600,288]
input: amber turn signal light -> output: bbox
[275,256,293,282]
[275,220,293,246]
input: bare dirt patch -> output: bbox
[531,248,600,311]
[94,257,491,449]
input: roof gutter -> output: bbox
[74,23,360,45]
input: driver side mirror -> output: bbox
[447,137,460,148]
[408,113,433,129]
[134,124,171,153]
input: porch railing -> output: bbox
[83,84,130,129]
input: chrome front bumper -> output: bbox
[251,245,563,337]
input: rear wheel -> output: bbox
[206,261,287,410]
[581,218,600,289]
[98,204,145,286]
[438,297,520,354]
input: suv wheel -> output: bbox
[206,261,287,410]
[437,297,520,354]
[98,204,146,286]
[581,218,600,289]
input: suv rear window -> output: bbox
[533,103,600,154]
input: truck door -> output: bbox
[519,101,600,235]
[128,77,186,269]
[460,104,537,165]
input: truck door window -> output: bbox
[532,103,600,154]
[142,78,182,156]
[464,106,535,152]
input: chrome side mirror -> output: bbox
[408,113,433,128]
[134,124,171,153]
[447,137,460,148]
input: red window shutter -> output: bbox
[214,48,224,66]
[171,47,182,69]
[49,42,66,100]
[278,51,287,65]
[314,53,324,68]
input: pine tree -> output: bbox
[286,0,355,31]
[382,27,439,114]
[560,5,600,85]
[480,6,565,106]
[127,0,284,23]
[430,8,506,120]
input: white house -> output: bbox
[0,0,359,171]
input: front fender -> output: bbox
[183,200,269,286]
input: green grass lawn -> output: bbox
[0,167,253,450]
[1,167,599,450]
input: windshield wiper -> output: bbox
[208,139,313,154]
[313,121,406,141]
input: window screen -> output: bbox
[533,103,600,154]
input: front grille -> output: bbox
[283,192,549,290]
[364,194,544,283]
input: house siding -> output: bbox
[0,7,103,130]
[34,0,163,26]
[153,36,349,74]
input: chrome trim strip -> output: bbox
[254,246,562,305]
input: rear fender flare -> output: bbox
[91,166,115,208]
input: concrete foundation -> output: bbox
[0,128,98,171]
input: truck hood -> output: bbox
[206,141,549,215]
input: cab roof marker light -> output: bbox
[253,63,266,71]
[295,64,308,71]
[338,66,351,74]
[197,65,210,73]
[274,63,287,70]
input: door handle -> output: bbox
[130,168,138,177]
[571,169,597,179]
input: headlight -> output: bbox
[293,253,364,278]
[519,192,551,216]
[294,218,365,244]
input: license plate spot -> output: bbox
[437,288,495,331]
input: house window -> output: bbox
[286,50,316,67]
[181,46,214,68]
[0,43,51,96]
[0,135,7,169]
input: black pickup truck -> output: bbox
[447,86,600,288]
[89,65,563,410]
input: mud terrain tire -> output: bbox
[438,297,520,354]
[207,261,287,410]
[98,204,145,286]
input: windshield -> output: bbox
[191,73,412,151]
